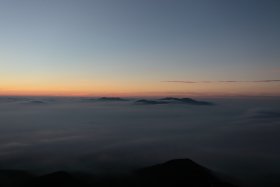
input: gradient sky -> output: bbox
[0,0,279,96]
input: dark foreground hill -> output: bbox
[134,159,236,187]
[0,159,236,187]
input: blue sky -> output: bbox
[0,0,279,96]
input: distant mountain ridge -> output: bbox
[135,97,214,105]
[81,97,129,102]
[134,99,169,105]
[98,97,128,101]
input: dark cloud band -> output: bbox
[162,80,280,84]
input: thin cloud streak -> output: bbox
[163,81,197,83]
[271,68,280,73]
[163,80,280,84]
[250,80,280,83]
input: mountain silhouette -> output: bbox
[135,99,169,105]
[134,159,235,187]
[0,159,237,187]
[160,97,214,105]
[26,171,87,187]
[135,97,214,105]
[98,97,128,101]
[81,97,128,102]
[0,170,34,187]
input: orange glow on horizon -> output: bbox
[1,81,279,97]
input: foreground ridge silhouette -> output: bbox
[0,159,237,187]
[134,159,236,187]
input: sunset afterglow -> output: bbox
[0,0,279,97]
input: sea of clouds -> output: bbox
[0,96,279,186]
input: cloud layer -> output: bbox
[0,97,280,186]
[163,80,280,83]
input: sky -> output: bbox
[0,0,279,97]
